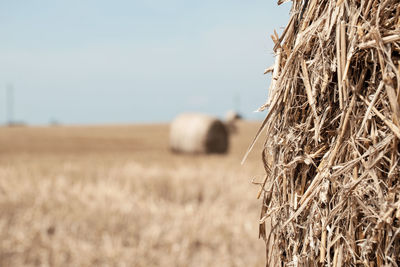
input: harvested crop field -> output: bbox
[0,121,265,266]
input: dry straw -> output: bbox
[247,0,400,265]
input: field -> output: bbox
[0,121,266,266]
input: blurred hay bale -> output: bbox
[250,0,400,265]
[225,110,242,134]
[170,113,229,154]
[225,110,242,122]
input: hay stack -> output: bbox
[248,0,400,265]
[170,113,229,154]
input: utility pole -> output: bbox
[234,92,241,113]
[6,84,14,125]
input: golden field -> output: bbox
[0,121,266,266]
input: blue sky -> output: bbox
[0,1,290,125]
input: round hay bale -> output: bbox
[225,110,242,122]
[225,110,242,134]
[253,1,400,265]
[169,113,229,154]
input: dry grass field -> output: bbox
[0,121,266,266]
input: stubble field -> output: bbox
[0,121,266,266]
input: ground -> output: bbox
[0,121,266,267]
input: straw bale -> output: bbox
[225,110,242,134]
[225,110,242,122]
[170,113,229,154]
[247,0,400,265]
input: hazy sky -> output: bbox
[0,1,290,125]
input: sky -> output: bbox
[0,1,291,125]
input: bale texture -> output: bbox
[170,113,229,154]
[251,0,400,265]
